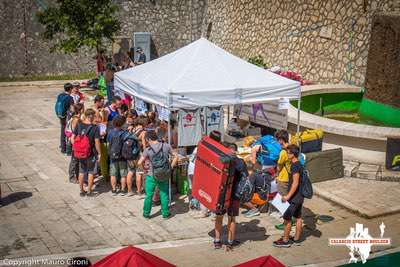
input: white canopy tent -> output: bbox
[115,37,301,109]
[115,38,302,204]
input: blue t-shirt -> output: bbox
[138,53,146,63]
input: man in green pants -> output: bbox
[138,130,177,219]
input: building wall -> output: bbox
[0,0,207,78]
[202,0,400,86]
[0,0,94,78]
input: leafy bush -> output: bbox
[248,55,267,68]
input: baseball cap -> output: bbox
[72,81,80,87]
[136,47,143,52]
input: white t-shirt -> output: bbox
[178,109,202,147]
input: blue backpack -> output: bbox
[255,135,281,166]
[55,93,70,118]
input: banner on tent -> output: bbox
[236,101,288,130]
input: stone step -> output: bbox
[343,160,400,182]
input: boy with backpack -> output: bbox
[108,115,129,196]
[71,109,101,197]
[273,144,304,248]
[55,83,74,154]
[138,130,177,219]
[214,142,247,251]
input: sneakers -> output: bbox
[244,208,260,218]
[273,237,292,248]
[135,194,145,200]
[111,189,118,196]
[127,191,135,197]
[79,191,86,197]
[86,191,95,198]
[162,214,172,219]
[226,240,241,251]
[289,236,302,246]
[213,240,222,249]
[120,189,127,196]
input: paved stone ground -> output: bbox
[0,84,399,267]
[313,177,400,218]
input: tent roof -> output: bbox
[92,246,175,267]
[115,38,300,108]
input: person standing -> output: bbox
[274,129,292,229]
[67,103,84,183]
[55,83,74,154]
[71,109,101,197]
[273,145,304,248]
[105,96,122,127]
[104,63,116,103]
[95,50,106,77]
[108,116,129,196]
[138,130,177,219]
[214,142,247,251]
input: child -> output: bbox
[108,115,128,195]
[214,142,247,251]
[273,144,303,248]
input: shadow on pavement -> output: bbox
[0,191,33,207]
[302,207,324,240]
[208,219,269,243]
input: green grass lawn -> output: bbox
[0,72,96,82]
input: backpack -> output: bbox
[121,132,140,160]
[285,163,313,199]
[255,135,281,165]
[252,171,273,200]
[64,117,74,138]
[55,93,70,118]
[234,173,254,203]
[300,169,313,199]
[109,130,124,160]
[149,143,171,181]
[73,125,93,159]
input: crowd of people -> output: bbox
[55,65,306,251]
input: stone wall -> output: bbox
[117,0,206,58]
[0,0,206,78]
[364,14,400,108]
[0,1,94,78]
[202,0,400,85]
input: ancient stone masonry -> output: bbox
[1,0,399,84]
[364,14,400,108]
[202,0,400,86]
[0,0,207,77]
[0,0,95,78]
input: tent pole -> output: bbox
[296,93,301,150]
[167,107,172,206]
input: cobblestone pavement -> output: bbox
[0,84,399,266]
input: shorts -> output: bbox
[283,201,303,221]
[277,181,289,196]
[216,199,240,217]
[110,161,128,177]
[127,160,137,173]
[78,156,97,175]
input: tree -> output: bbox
[36,0,121,54]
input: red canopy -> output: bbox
[233,255,286,267]
[92,246,176,267]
